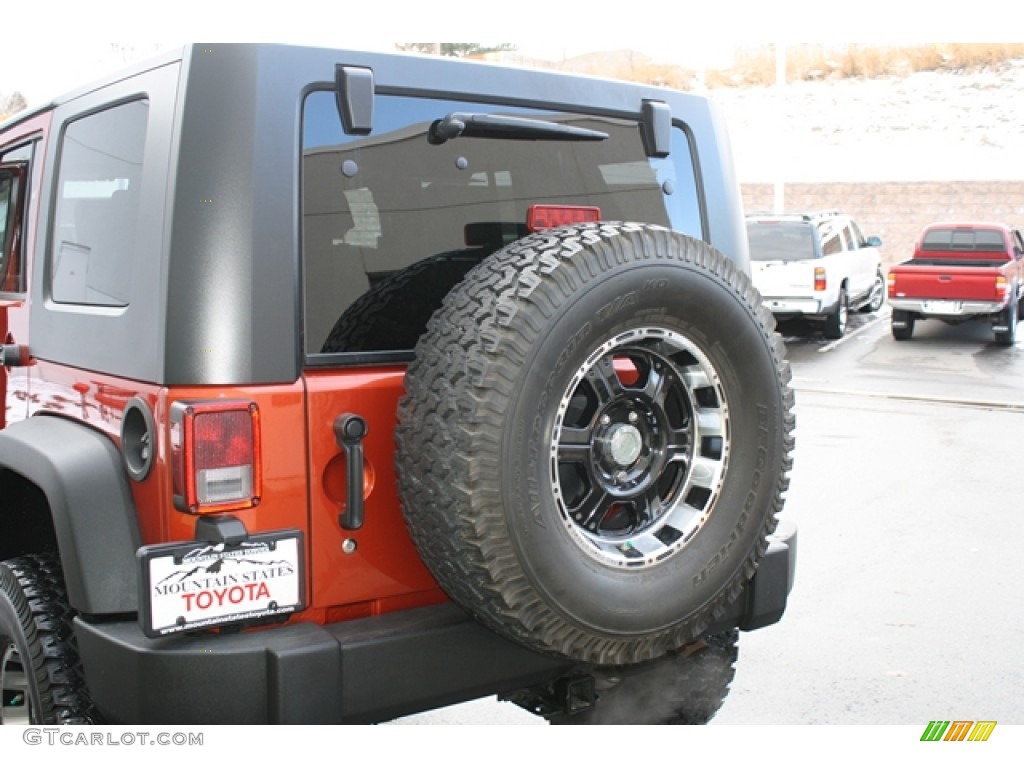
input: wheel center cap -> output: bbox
[608,424,643,466]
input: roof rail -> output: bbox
[746,209,842,222]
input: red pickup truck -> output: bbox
[887,222,1024,345]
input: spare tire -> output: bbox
[396,222,794,666]
[320,248,488,353]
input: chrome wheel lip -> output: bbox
[550,327,730,570]
[1,642,30,725]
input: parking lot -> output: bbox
[395,306,1024,725]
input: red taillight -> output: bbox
[171,400,262,514]
[527,204,601,232]
[996,275,1007,297]
[887,271,896,297]
[814,267,827,292]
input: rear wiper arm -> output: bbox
[428,112,608,145]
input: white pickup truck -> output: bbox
[746,210,886,339]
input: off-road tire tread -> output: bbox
[320,248,487,353]
[1,552,98,724]
[396,222,794,665]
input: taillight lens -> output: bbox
[527,204,601,232]
[171,400,262,514]
[887,271,896,297]
[996,275,1007,297]
[814,267,827,292]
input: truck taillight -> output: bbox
[170,400,262,514]
[996,275,1007,297]
[887,271,896,297]
[527,204,601,232]
[814,267,827,292]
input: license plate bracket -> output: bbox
[138,530,304,638]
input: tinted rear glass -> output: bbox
[921,228,1005,252]
[746,220,815,262]
[301,91,703,360]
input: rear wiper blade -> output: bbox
[428,112,608,145]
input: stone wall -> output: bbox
[741,182,1024,267]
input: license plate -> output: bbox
[139,531,304,637]
[922,300,963,314]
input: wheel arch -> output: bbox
[0,416,141,615]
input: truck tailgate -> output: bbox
[750,261,813,296]
[889,263,1008,302]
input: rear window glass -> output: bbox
[50,99,148,306]
[301,91,703,360]
[746,221,816,262]
[921,228,1005,252]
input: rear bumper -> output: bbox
[889,297,1006,316]
[740,519,798,631]
[75,523,797,724]
[762,297,826,316]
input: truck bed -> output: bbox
[899,258,1008,269]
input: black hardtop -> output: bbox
[16,43,747,387]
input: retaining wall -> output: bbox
[741,181,1024,266]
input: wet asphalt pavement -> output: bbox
[394,305,1024,725]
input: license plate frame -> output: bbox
[138,530,304,638]
[922,299,964,315]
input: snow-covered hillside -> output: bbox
[709,59,1024,183]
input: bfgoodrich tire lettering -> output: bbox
[396,223,794,666]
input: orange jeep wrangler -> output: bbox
[0,43,795,724]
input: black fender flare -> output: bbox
[0,415,141,614]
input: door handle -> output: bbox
[334,413,368,530]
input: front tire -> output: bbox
[396,223,794,665]
[0,553,96,724]
[859,271,885,314]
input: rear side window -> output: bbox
[50,99,148,306]
[846,220,866,248]
[301,91,703,360]
[821,231,842,256]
